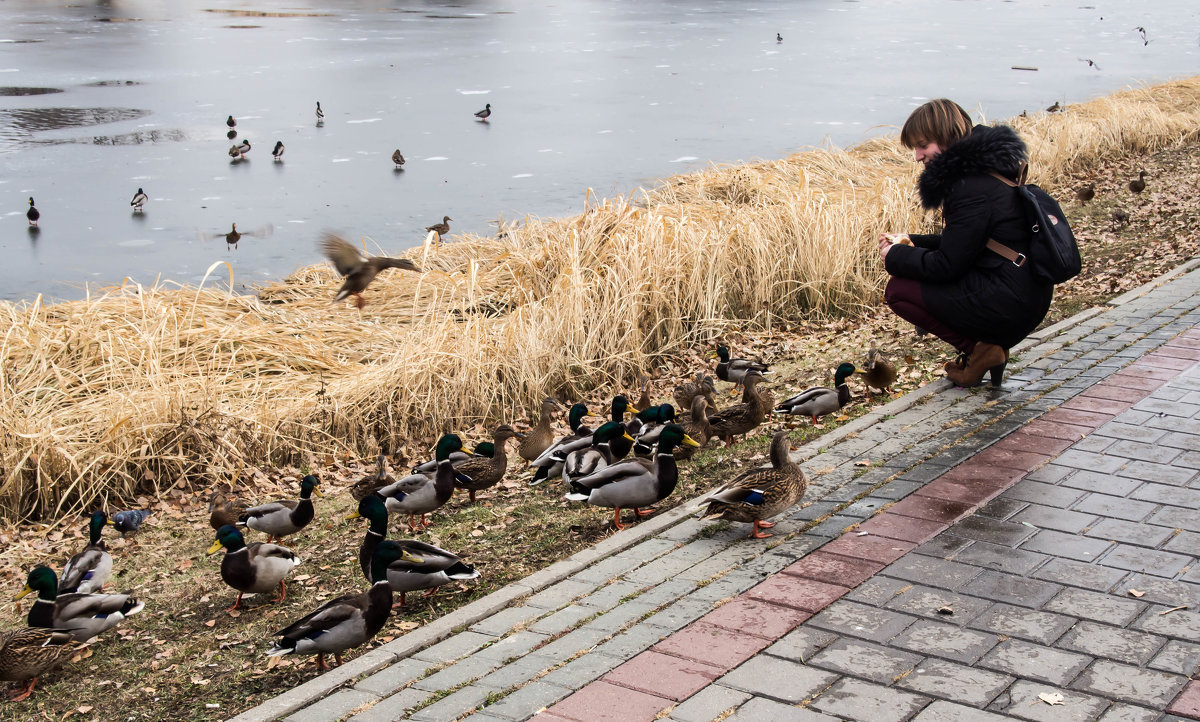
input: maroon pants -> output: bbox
[885,277,974,354]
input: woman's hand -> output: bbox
[878,233,911,260]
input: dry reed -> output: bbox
[3,76,1199,521]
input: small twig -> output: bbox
[1159,605,1188,616]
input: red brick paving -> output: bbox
[699,597,812,639]
[603,650,725,702]
[1167,680,1200,720]
[1156,345,1200,360]
[545,681,671,722]
[1103,372,1167,391]
[781,551,885,587]
[1039,407,1114,429]
[853,513,948,543]
[820,532,917,564]
[883,495,975,523]
[745,574,850,612]
[992,432,1074,457]
[1060,395,1134,415]
[1138,353,1195,370]
[652,622,771,669]
[1080,383,1152,403]
[914,478,1005,506]
[936,461,1028,487]
[971,446,1053,470]
[1122,364,1181,380]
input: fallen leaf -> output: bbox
[77,706,94,714]
[936,606,954,615]
[853,459,871,467]
[176,559,193,572]
[1128,589,1145,598]
[1036,692,1064,706]
[203,619,216,627]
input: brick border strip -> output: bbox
[541,328,1200,722]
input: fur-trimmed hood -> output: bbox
[917,124,1027,209]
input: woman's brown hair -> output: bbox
[900,99,974,150]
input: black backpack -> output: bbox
[987,165,1082,284]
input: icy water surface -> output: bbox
[1,0,1197,302]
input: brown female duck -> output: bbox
[519,398,564,462]
[699,430,807,538]
[454,424,524,503]
[858,349,897,394]
[707,370,772,446]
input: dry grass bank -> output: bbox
[2,77,1200,521]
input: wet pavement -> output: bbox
[228,261,1200,721]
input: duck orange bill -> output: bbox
[13,585,33,601]
[622,431,636,441]
[682,434,702,448]
[345,511,361,520]
[206,539,224,555]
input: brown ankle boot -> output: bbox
[946,343,1008,387]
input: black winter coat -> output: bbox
[885,124,1053,349]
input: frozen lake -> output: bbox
[1,0,1197,302]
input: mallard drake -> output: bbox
[26,198,39,226]
[715,345,770,393]
[699,430,808,538]
[453,424,524,503]
[322,232,422,309]
[707,370,772,446]
[0,627,80,701]
[633,375,653,412]
[519,397,564,462]
[424,215,452,240]
[207,524,301,610]
[229,139,251,159]
[633,404,677,458]
[1075,185,1094,205]
[562,421,635,486]
[607,395,635,460]
[565,424,699,529]
[226,115,236,129]
[529,403,595,484]
[130,187,148,212]
[474,103,491,121]
[392,149,405,168]
[347,494,390,584]
[776,32,783,42]
[378,435,463,530]
[272,140,285,161]
[267,540,411,671]
[58,511,112,595]
[109,509,151,539]
[858,349,897,394]
[315,101,324,124]
[673,372,717,415]
[15,567,143,642]
[239,475,321,543]
[774,362,857,423]
[209,492,246,531]
[675,395,712,461]
[1129,170,1146,194]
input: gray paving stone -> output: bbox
[763,626,839,663]
[631,578,700,607]
[1095,703,1162,722]
[1057,449,1129,474]
[523,579,599,610]
[978,638,1091,686]
[988,680,1109,721]
[624,544,719,585]
[536,652,621,689]
[408,684,493,721]
[1149,505,1200,533]
[1071,658,1188,708]
[1149,639,1200,676]
[354,657,430,696]
[718,655,839,703]
[640,596,713,632]
[1131,482,1200,509]
[284,689,378,722]
[890,619,1000,664]
[1031,557,1126,593]
[846,575,916,606]
[808,637,922,683]
[966,602,1076,645]
[1118,460,1198,486]
[469,606,548,637]
[728,696,836,721]
[473,654,556,689]
[882,554,982,591]
[1020,528,1114,562]
[951,540,1049,575]
[532,626,611,660]
[1009,503,1097,533]
[897,657,1011,707]
[1136,605,1200,640]
[807,599,916,643]
[808,677,929,722]
[471,681,571,721]
[916,534,975,558]
[412,655,502,693]
[1094,422,1168,443]
[669,685,752,722]
[1044,587,1146,626]
[347,688,433,722]
[413,631,499,664]
[580,600,658,634]
[1098,543,1192,577]
[1086,517,1177,548]
[976,497,1028,521]
[527,604,597,635]
[1057,620,1166,666]
[590,623,669,660]
[911,700,1012,721]
[1072,493,1158,524]
[472,631,550,663]
[1002,480,1088,508]
[884,585,993,625]
[960,570,1062,608]
[1059,470,1143,497]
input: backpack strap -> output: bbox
[986,163,1031,267]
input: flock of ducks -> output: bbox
[0,343,901,699]
[1073,169,1149,232]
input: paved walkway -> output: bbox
[234,260,1200,722]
